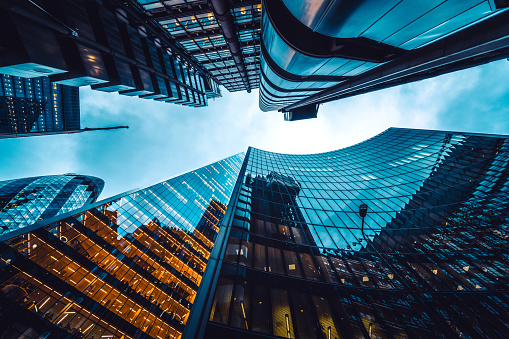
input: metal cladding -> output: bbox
[260,0,509,117]
[1,0,508,116]
[0,174,104,235]
[210,0,251,93]
[202,128,509,338]
[283,103,319,122]
[136,0,261,93]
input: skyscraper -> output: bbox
[199,128,509,338]
[0,0,222,107]
[2,0,508,119]
[1,129,509,338]
[0,174,104,235]
[0,75,80,138]
[261,0,509,119]
[136,0,261,93]
[0,154,243,338]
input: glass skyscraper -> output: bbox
[0,174,104,235]
[202,128,509,338]
[1,129,509,338]
[0,154,243,338]
[0,0,221,108]
[260,0,509,119]
[135,0,261,93]
[0,75,80,138]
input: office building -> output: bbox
[2,0,508,119]
[0,174,104,235]
[0,154,243,338]
[135,0,261,93]
[0,0,222,108]
[261,0,509,119]
[0,74,80,138]
[200,128,509,338]
[0,128,508,338]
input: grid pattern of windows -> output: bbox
[0,75,80,137]
[136,0,261,93]
[0,175,104,235]
[0,154,243,339]
[207,128,509,338]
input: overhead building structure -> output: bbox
[0,0,222,108]
[1,0,508,120]
[260,0,509,119]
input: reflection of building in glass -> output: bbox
[0,174,104,235]
[195,199,228,244]
[1,129,509,338]
[0,154,243,338]
[0,75,80,138]
[203,128,509,338]
[232,172,317,250]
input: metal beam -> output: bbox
[189,39,259,56]
[147,0,259,20]
[210,0,253,92]
[282,10,509,112]
[171,21,260,42]
[202,51,259,65]
[206,61,258,73]
[118,0,214,78]
[0,126,129,139]
[171,28,224,42]
[181,148,252,339]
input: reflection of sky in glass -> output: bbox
[0,175,103,234]
[109,153,244,236]
[244,129,464,251]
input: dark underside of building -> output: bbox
[1,0,508,120]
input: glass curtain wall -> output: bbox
[0,75,80,138]
[0,154,243,339]
[135,0,261,93]
[206,128,509,338]
[260,0,509,112]
[0,174,104,235]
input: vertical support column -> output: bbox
[182,148,251,339]
[210,0,251,92]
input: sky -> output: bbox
[0,59,508,199]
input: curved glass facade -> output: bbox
[1,129,509,338]
[0,174,104,235]
[206,128,509,338]
[259,51,342,112]
[260,0,509,114]
[282,0,502,49]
